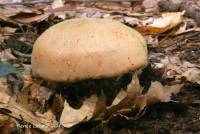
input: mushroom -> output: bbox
[31,18,148,83]
[31,18,148,107]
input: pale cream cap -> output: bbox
[31,18,148,82]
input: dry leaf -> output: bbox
[0,5,40,18]
[0,92,10,104]
[154,55,200,84]
[123,17,140,26]
[183,68,200,84]
[48,128,65,134]
[60,95,98,128]
[174,18,200,35]
[92,95,107,119]
[0,2,48,24]
[17,82,54,113]
[51,0,65,19]
[146,81,183,104]
[104,75,142,117]
[14,13,50,24]
[111,90,127,106]
[0,114,9,125]
[134,81,183,118]
[52,0,64,9]
[102,76,183,119]
[95,2,131,11]
[0,0,22,5]
[1,117,16,134]
[0,49,16,61]
[136,11,185,34]
[0,77,12,104]
[134,95,147,114]
[0,79,57,132]
[0,77,12,96]
[0,27,17,34]
[0,102,57,132]
[175,27,200,35]
[142,0,161,13]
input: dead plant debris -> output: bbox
[0,0,200,134]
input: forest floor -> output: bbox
[0,0,200,134]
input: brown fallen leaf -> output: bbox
[0,92,11,104]
[0,2,50,24]
[13,13,50,24]
[95,1,131,11]
[123,17,140,26]
[103,76,183,119]
[0,5,40,18]
[0,27,17,34]
[0,49,17,61]
[134,95,147,118]
[17,81,54,113]
[154,55,200,84]
[0,78,57,132]
[92,95,107,119]
[133,81,183,119]
[1,117,16,134]
[111,90,127,106]
[0,77,12,96]
[103,74,142,118]
[175,27,200,35]
[158,0,200,25]
[173,18,199,35]
[132,0,145,12]
[51,0,65,19]
[45,3,77,13]
[136,11,185,34]
[48,128,65,134]
[0,77,12,104]
[51,0,64,9]
[0,102,57,132]
[183,68,200,84]
[60,95,98,128]
[146,81,183,104]
[142,0,161,13]
[0,114,9,126]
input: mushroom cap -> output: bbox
[31,18,148,82]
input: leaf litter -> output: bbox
[0,0,200,133]
[135,11,185,34]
